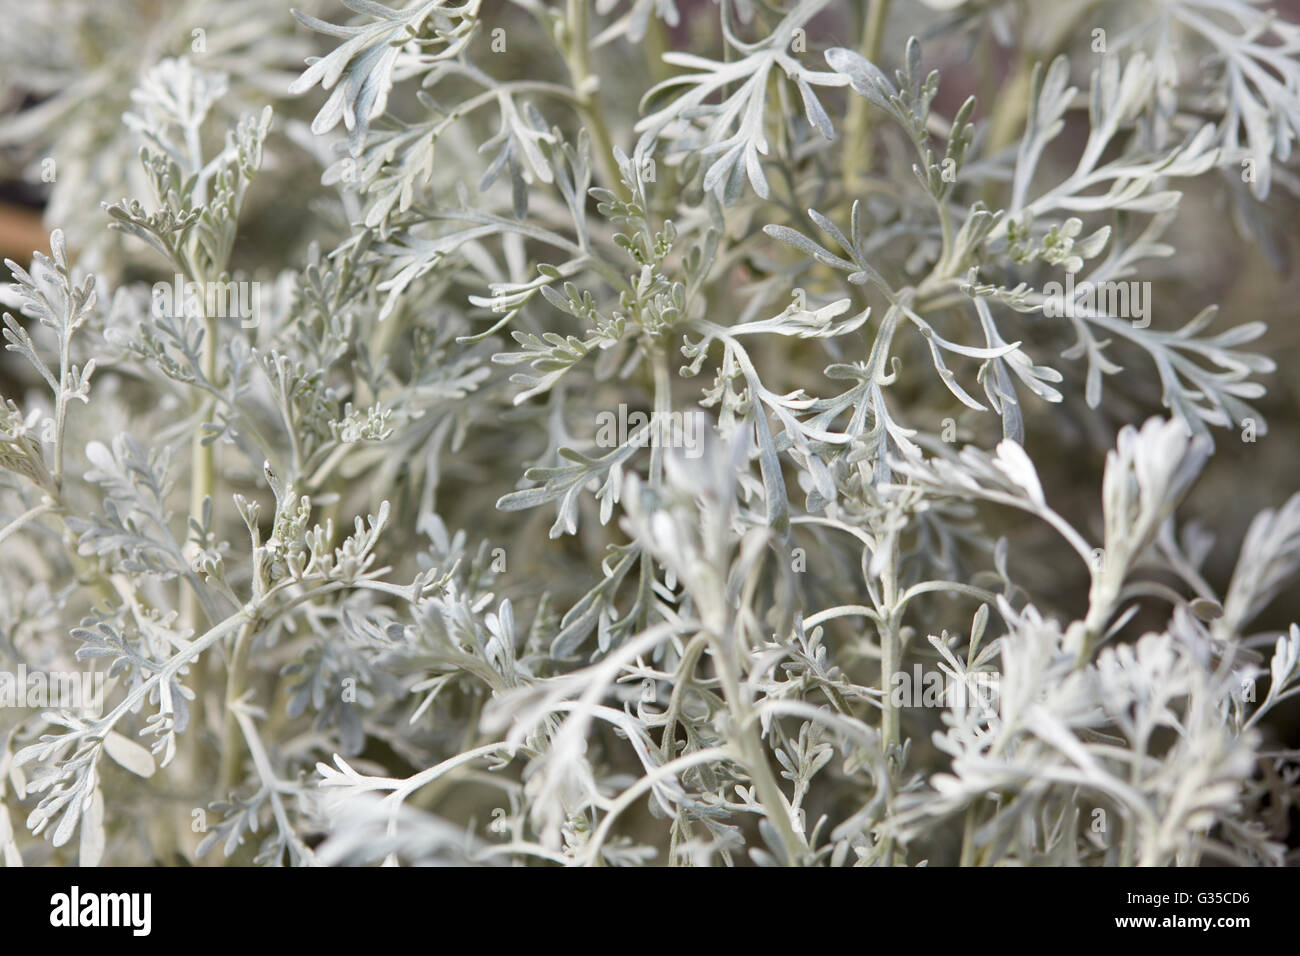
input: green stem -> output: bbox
[644,13,671,85]
[841,0,891,196]
[980,0,1102,205]
[566,0,621,189]
[183,310,219,752]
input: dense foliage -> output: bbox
[1,0,1299,866]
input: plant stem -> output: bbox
[980,0,1101,204]
[709,629,807,865]
[0,500,55,549]
[566,0,621,189]
[52,325,72,491]
[959,802,978,865]
[841,0,891,196]
[645,13,671,85]
[218,618,256,791]
[183,310,219,756]
[650,341,671,488]
[876,526,903,864]
[879,617,900,754]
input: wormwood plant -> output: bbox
[0,0,1299,866]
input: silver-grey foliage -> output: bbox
[0,0,1298,866]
